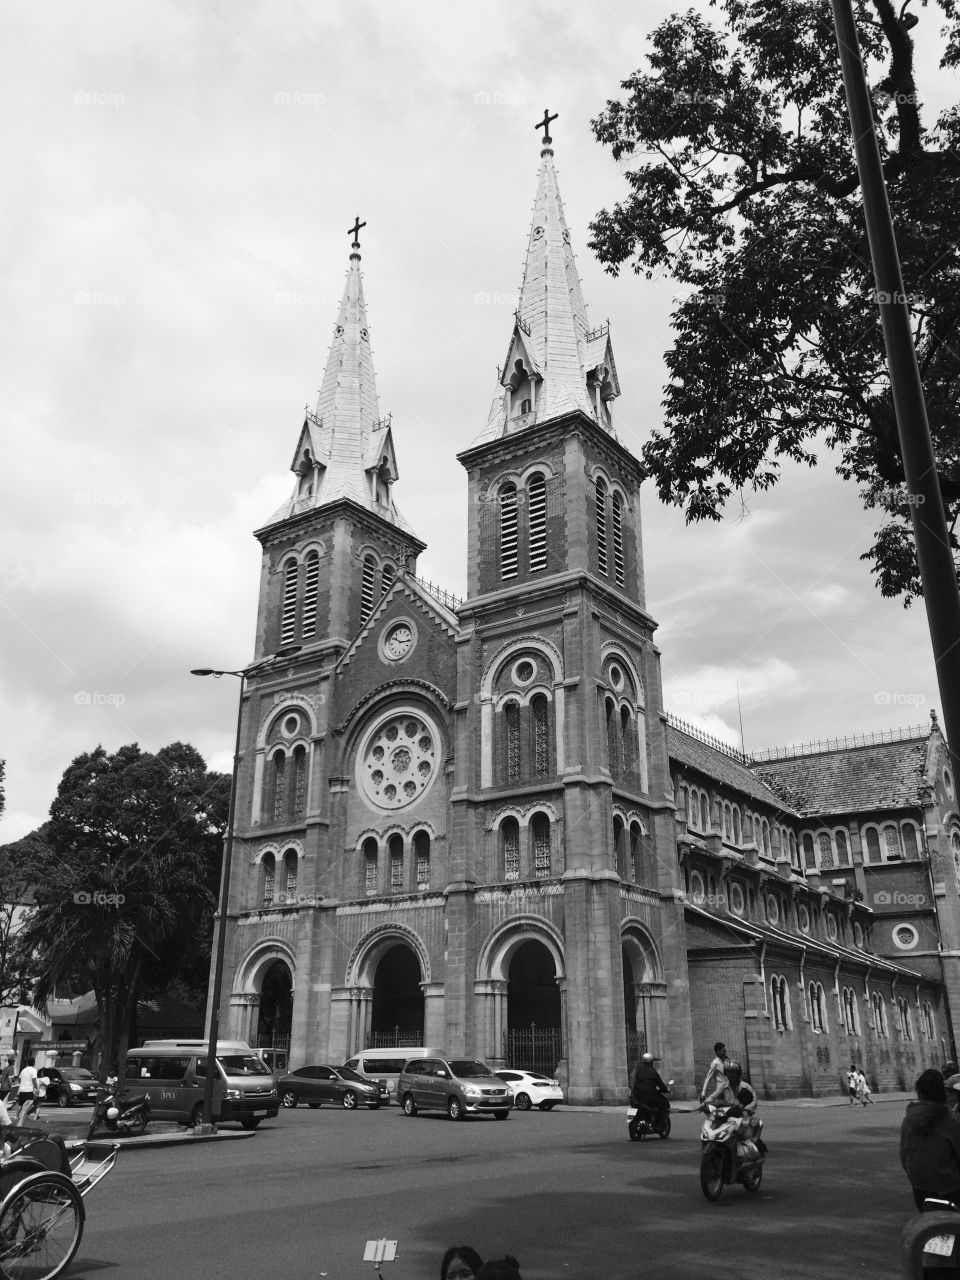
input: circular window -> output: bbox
[690,871,706,905]
[729,883,745,915]
[945,768,955,799]
[281,714,300,738]
[609,664,624,691]
[512,658,536,686]
[798,904,810,933]
[765,894,780,925]
[853,922,864,948]
[893,923,919,951]
[357,710,440,810]
[379,619,417,663]
[825,914,838,942]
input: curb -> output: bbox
[70,1129,256,1150]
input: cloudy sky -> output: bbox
[1,0,956,840]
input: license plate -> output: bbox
[253,1110,267,1117]
[925,1235,957,1258]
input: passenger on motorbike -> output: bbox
[703,1062,765,1153]
[631,1052,670,1129]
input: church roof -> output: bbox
[263,238,417,537]
[667,723,794,813]
[751,732,931,817]
[470,126,619,448]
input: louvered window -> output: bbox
[532,814,551,878]
[533,695,550,777]
[360,556,377,624]
[292,747,306,819]
[505,701,521,782]
[302,551,319,636]
[612,492,625,586]
[281,561,298,645]
[528,473,547,573]
[500,485,518,580]
[414,831,430,890]
[596,479,608,575]
[381,562,395,596]
[502,819,520,881]
[273,752,286,822]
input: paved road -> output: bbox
[63,1101,916,1280]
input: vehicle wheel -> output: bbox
[342,1091,359,1110]
[401,1093,417,1117]
[539,1103,555,1112]
[281,1090,298,1109]
[56,1093,69,1109]
[741,1165,763,1193]
[628,1118,640,1142]
[0,1171,85,1280]
[700,1151,724,1203]
[447,1096,463,1121]
[493,1110,509,1121]
[514,1092,532,1112]
[127,1110,148,1137]
[307,1103,321,1109]
[240,1118,261,1130]
[658,1114,672,1139]
[189,1102,204,1128]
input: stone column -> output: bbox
[421,982,446,1047]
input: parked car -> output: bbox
[37,1067,99,1108]
[494,1069,563,1111]
[398,1056,511,1121]
[278,1065,382,1110]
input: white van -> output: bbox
[127,1040,279,1128]
[341,1047,445,1105]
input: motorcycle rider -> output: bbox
[703,1060,765,1154]
[631,1052,670,1131]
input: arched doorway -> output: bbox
[369,944,424,1044]
[257,960,293,1052]
[621,926,665,1076]
[505,939,561,1075]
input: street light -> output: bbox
[190,643,302,1130]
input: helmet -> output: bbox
[641,1052,654,1063]
[726,1060,742,1075]
[106,1106,120,1121]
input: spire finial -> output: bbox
[535,108,558,149]
[348,215,367,257]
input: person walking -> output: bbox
[856,1067,876,1106]
[15,1058,38,1125]
[700,1041,728,1103]
[901,1068,960,1210]
[847,1064,859,1105]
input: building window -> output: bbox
[733,808,742,845]
[903,823,920,859]
[505,700,521,783]
[630,821,643,883]
[281,560,298,646]
[883,824,902,861]
[760,820,771,857]
[414,831,430,890]
[272,752,287,823]
[302,551,320,637]
[262,853,275,907]
[389,834,404,893]
[772,975,790,1031]
[502,818,520,881]
[282,849,298,900]
[863,827,881,863]
[818,831,834,870]
[873,993,888,1038]
[789,831,799,868]
[360,555,377,625]
[898,997,914,1041]
[533,694,550,777]
[611,491,625,586]
[500,484,519,580]
[613,816,626,880]
[292,746,307,819]
[527,473,547,573]
[381,562,395,595]
[605,698,620,779]
[596,478,608,576]
[532,813,551,878]
[363,836,378,896]
[835,829,850,867]
[620,707,636,780]
[700,793,710,833]
[809,982,827,1033]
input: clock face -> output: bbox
[385,624,413,659]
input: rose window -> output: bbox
[358,711,439,810]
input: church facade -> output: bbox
[212,130,952,1102]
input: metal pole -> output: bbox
[830,0,960,774]
[200,669,246,1130]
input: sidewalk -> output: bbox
[566,1090,915,1114]
[5,1111,255,1150]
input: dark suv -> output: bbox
[398,1057,511,1121]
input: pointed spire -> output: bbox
[267,220,415,536]
[473,112,620,447]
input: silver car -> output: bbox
[398,1057,511,1121]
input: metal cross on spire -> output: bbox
[535,109,558,146]
[348,215,367,251]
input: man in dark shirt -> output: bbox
[631,1052,670,1130]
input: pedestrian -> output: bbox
[476,1259,521,1280]
[15,1057,38,1125]
[699,1041,727,1103]
[0,1057,13,1098]
[901,1068,960,1210]
[847,1063,859,1105]
[856,1067,876,1106]
[441,1248,484,1280]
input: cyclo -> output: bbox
[0,1124,118,1279]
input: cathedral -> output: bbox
[214,123,955,1102]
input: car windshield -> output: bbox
[337,1067,366,1084]
[448,1060,495,1079]
[59,1069,95,1081]
[217,1054,270,1076]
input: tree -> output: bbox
[589,0,960,603]
[0,828,51,1006]
[16,743,229,1074]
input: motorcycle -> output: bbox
[627,1080,674,1141]
[87,1077,150,1139]
[699,1102,765,1201]
[902,1196,960,1278]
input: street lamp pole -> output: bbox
[191,645,301,1130]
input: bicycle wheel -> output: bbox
[0,1171,85,1280]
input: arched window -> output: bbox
[502,818,520,881]
[899,997,914,1041]
[630,821,643,883]
[863,827,881,863]
[611,491,625,587]
[902,823,920,859]
[282,849,298,900]
[818,831,834,870]
[363,836,378,896]
[596,478,608,576]
[533,694,551,777]
[613,815,626,880]
[809,982,827,1033]
[262,853,276,907]
[360,555,377,624]
[835,829,849,867]
[302,551,320,637]
[723,804,733,841]
[620,707,635,780]
[504,700,521,783]
[873,993,888,1038]
[801,833,815,868]
[772,975,790,1031]
[527,473,547,573]
[605,698,620,780]
[760,820,771,857]
[414,830,430,891]
[883,824,902,861]
[381,562,396,596]
[500,484,519,580]
[389,833,404,893]
[281,560,298,646]
[733,808,742,844]
[788,831,799,868]
[272,752,286,823]
[687,788,698,829]
[531,813,551,878]
[292,746,307,820]
[700,793,710,832]
[744,813,754,843]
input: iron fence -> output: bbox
[502,1026,563,1077]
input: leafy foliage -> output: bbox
[590,0,960,603]
[0,828,52,1006]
